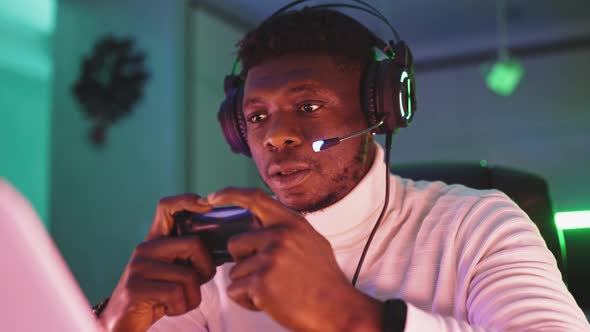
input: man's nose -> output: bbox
[263,113,303,151]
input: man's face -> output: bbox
[242,54,376,213]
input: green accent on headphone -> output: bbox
[231,57,241,76]
[399,70,408,119]
[406,75,412,121]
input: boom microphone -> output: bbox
[312,119,384,152]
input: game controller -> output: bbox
[170,206,260,266]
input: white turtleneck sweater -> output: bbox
[150,144,589,331]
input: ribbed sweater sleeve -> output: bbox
[403,194,589,331]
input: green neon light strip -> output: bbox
[406,78,412,120]
[555,211,590,230]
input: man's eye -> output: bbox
[298,103,322,113]
[247,113,267,123]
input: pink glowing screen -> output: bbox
[0,178,103,331]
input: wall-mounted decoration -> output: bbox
[72,35,149,146]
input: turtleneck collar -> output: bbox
[302,143,393,248]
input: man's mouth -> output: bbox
[268,163,312,190]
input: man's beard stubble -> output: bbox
[258,134,374,214]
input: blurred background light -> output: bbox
[484,58,524,96]
[0,0,56,33]
[0,0,55,79]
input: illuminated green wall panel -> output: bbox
[0,0,55,225]
[0,0,56,33]
[0,69,51,223]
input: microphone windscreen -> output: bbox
[312,138,340,152]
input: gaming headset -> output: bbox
[217,0,417,157]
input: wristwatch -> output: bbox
[382,299,407,332]
[92,297,110,318]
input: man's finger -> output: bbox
[134,236,216,281]
[126,278,188,317]
[226,276,263,312]
[227,227,286,263]
[228,247,271,281]
[131,256,205,310]
[207,187,300,227]
[147,193,212,240]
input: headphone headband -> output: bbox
[270,0,395,38]
[230,0,400,76]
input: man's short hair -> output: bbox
[237,8,378,73]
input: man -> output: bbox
[97,6,589,332]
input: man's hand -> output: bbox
[99,194,217,332]
[208,188,383,332]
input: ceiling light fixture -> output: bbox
[482,0,524,96]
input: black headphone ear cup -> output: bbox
[361,57,417,134]
[381,59,408,132]
[362,60,402,134]
[218,84,251,157]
